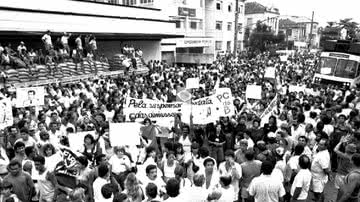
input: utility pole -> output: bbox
[233,0,240,57]
[309,11,314,49]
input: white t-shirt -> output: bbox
[248,174,285,202]
[218,161,242,201]
[108,155,131,175]
[311,150,330,180]
[291,169,312,200]
[93,177,109,202]
[42,34,52,45]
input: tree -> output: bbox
[339,18,359,39]
[248,21,283,52]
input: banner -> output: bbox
[16,87,45,107]
[181,88,235,124]
[55,146,80,189]
[0,98,13,129]
[109,122,141,146]
[246,85,262,100]
[288,85,305,93]
[123,98,182,127]
[68,131,96,152]
[260,95,278,126]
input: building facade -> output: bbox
[0,0,179,62]
[245,1,280,34]
[137,0,246,65]
[279,16,320,48]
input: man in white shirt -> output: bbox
[41,30,52,51]
[140,165,166,195]
[291,155,312,202]
[218,150,242,201]
[311,138,331,202]
[248,161,285,202]
[93,164,110,202]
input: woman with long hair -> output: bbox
[123,173,144,202]
[82,134,102,163]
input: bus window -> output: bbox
[320,57,336,75]
[335,59,357,78]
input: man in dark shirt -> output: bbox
[208,124,226,163]
[3,159,35,202]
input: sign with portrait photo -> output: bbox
[16,87,45,108]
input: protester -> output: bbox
[0,40,360,202]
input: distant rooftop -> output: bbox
[279,15,318,24]
[245,1,280,15]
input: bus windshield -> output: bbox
[320,57,337,75]
[334,59,358,78]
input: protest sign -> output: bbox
[177,89,192,102]
[280,55,288,62]
[213,88,235,117]
[16,87,45,107]
[264,67,276,79]
[246,85,262,100]
[109,122,141,146]
[181,102,215,125]
[123,98,182,127]
[68,131,96,152]
[260,95,278,126]
[0,98,13,129]
[288,85,305,93]
[186,78,200,89]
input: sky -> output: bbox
[252,0,360,27]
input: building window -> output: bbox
[199,19,203,29]
[215,41,222,50]
[122,0,137,5]
[246,18,253,27]
[140,0,153,3]
[216,2,222,10]
[200,0,203,7]
[227,41,231,50]
[175,20,181,28]
[238,23,243,33]
[190,21,197,29]
[227,22,232,31]
[216,21,222,30]
[238,5,244,13]
[228,4,232,12]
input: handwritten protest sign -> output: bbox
[123,98,182,127]
[181,102,215,125]
[110,122,141,146]
[186,78,200,89]
[246,85,262,100]
[16,87,45,108]
[213,88,235,117]
[0,99,13,129]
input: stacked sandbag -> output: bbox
[18,68,30,82]
[95,61,104,74]
[5,69,19,83]
[59,63,72,78]
[102,62,110,72]
[82,61,92,74]
[53,66,63,79]
[66,62,77,75]
[36,65,49,80]
[109,54,126,70]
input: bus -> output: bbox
[313,40,360,88]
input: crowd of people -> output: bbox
[0,47,358,202]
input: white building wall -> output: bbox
[245,12,279,34]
